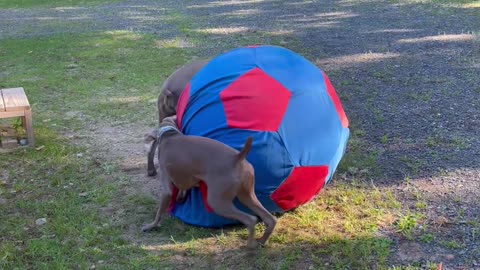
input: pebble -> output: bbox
[35,218,47,226]
[173,255,184,261]
[445,254,455,260]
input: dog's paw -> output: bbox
[147,169,157,177]
[141,223,156,232]
[255,237,268,247]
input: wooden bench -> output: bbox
[0,87,34,148]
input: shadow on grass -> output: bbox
[139,234,393,270]
[120,180,402,269]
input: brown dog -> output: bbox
[149,59,210,202]
[156,59,210,125]
[142,116,277,249]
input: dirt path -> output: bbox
[2,0,479,268]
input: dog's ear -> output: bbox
[162,90,170,106]
[144,129,158,141]
[164,89,173,97]
[144,129,158,146]
[163,89,173,104]
[162,89,176,115]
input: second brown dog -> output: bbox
[142,116,277,249]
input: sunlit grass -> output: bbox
[0,31,193,127]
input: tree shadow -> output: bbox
[169,0,480,185]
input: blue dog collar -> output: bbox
[158,125,179,140]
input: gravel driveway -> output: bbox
[1,0,479,268]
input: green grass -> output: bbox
[395,212,424,240]
[0,128,144,269]
[337,130,380,177]
[441,239,463,249]
[0,0,118,9]
[420,233,434,243]
[125,181,402,270]
[400,156,424,176]
[0,31,193,127]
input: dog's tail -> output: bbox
[236,137,253,162]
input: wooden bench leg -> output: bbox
[24,108,34,147]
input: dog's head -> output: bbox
[157,89,178,121]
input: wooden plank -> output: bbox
[0,110,25,118]
[0,90,4,112]
[0,127,16,137]
[1,137,18,149]
[1,87,30,112]
[24,108,35,146]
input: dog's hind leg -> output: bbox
[237,174,277,245]
[141,182,173,232]
[207,187,259,249]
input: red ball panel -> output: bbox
[176,83,190,129]
[220,67,292,132]
[270,165,329,211]
[322,71,349,128]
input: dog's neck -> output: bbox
[157,123,180,142]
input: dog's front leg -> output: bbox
[141,179,173,232]
[144,130,159,176]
